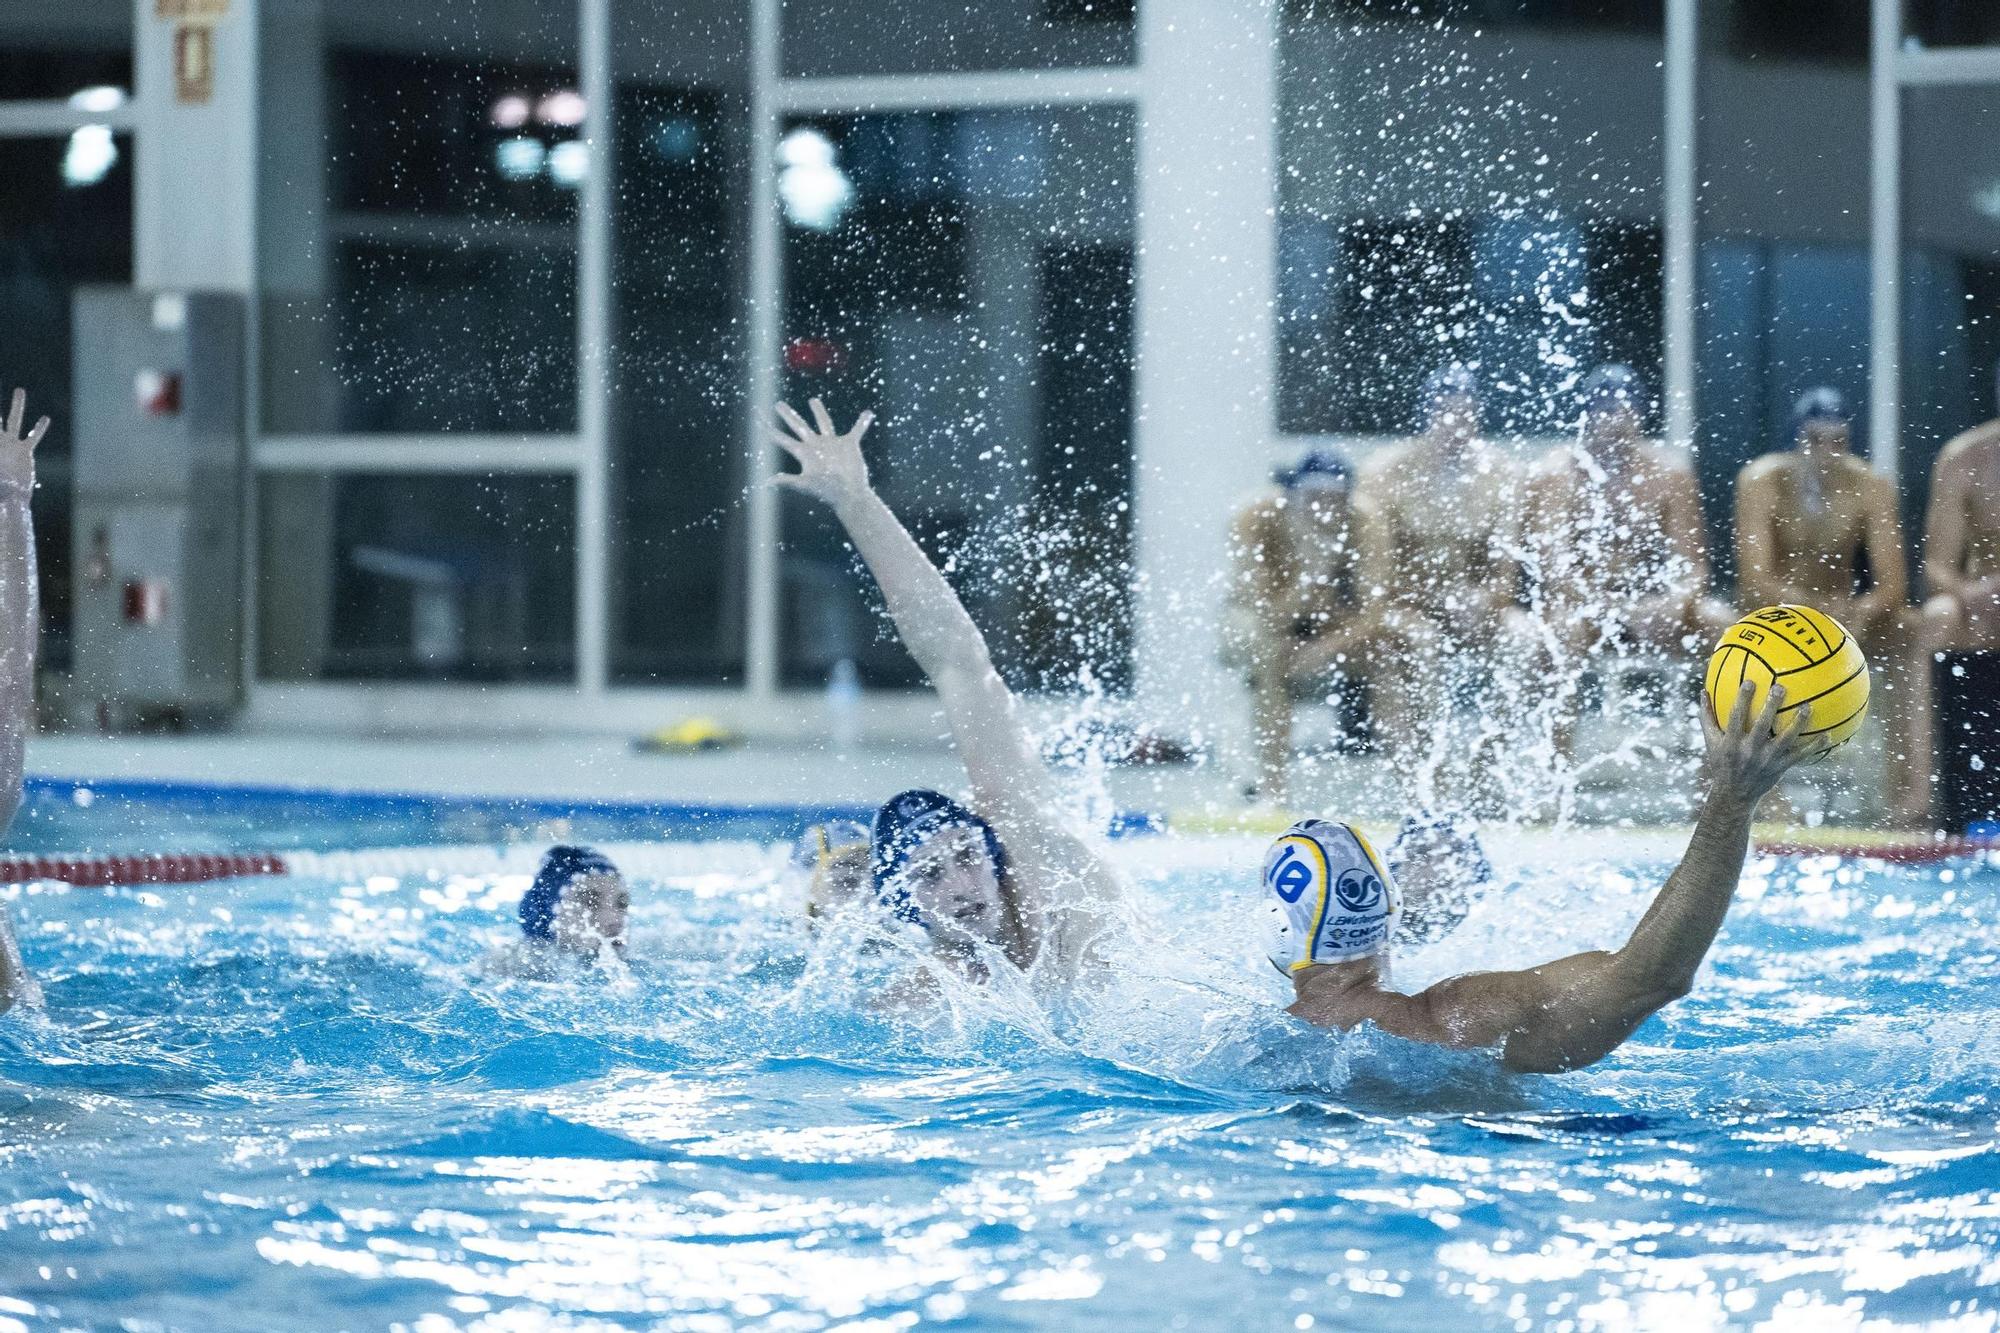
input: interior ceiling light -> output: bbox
[62,125,118,188]
[490,95,531,130]
[67,85,127,113]
[536,90,587,128]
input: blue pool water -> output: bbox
[1,786,1996,1330]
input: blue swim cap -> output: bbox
[1385,812,1492,947]
[521,844,619,940]
[870,789,1007,925]
[1790,386,1851,444]
[1580,363,1645,414]
[1274,448,1352,492]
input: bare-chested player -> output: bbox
[1902,362,2000,826]
[1524,364,1732,758]
[1734,387,1916,813]
[1223,449,1364,803]
[1349,366,1527,784]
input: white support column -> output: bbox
[133,0,258,292]
[576,0,612,692]
[1130,0,1278,749]
[1662,0,1699,452]
[743,0,784,699]
[1869,0,1903,483]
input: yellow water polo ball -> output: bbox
[1704,604,1870,757]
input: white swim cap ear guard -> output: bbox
[1265,819,1402,970]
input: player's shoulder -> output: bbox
[1935,420,2000,472]
[1638,439,1695,476]
[1737,452,1788,486]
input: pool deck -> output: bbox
[24,728,1413,824]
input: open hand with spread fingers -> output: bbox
[1,389,50,495]
[770,398,876,508]
[1699,681,1818,809]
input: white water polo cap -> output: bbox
[1265,819,1402,969]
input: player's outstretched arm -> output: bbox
[769,399,1045,808]
[0,388,49,838]
[1291,684,1817,1072]
[768,400,1115,966]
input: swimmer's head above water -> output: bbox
[871,789,1011,954]
[1265,819,1402,970]
[521,845,629,957]
[1265,814,1491,970]
[794,819,872,926]
[1385,812,1493,946]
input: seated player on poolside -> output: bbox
[1,388,52,1018]
[768,400,1119,989]
[1221,448,1365,804]
[1268,683,1819,1073]
[1522,364,1733,759]
[1734,388,1917,810]
[1902,359,2000,826]
[483,845,631,979]
[1347,367,1531,803]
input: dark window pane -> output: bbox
[777,108,1136,694]
[0,4,130,100]
[1285,0,1662,33]
[1727,0,1868,63]
[258,1,580,435]
[782,0,1133,78]
[258,473,576,681]
[0,133,133,671]
[1278,15,1663,434]
[1902,85,2000,552]
[1907,1,2000,48]
[1695,0,1870,582]
[609,0,750,685]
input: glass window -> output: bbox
[608,0,751,685]
[1283,0,1661,34]
[257,473,576,681]
[1725,0,1868,63]
[1694,0,1870,583]
[777,107,1137,694]
[0,3,131,101]
[1901,85,2000,553]
[0,132,133,671]
[259,1,580,435]
[1277,10,1664,437]
[781,0,1133,79]
[1907,1,2000,48]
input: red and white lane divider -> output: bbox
[0,830,1990,891]
[0,841,780,889]
[0,852,288,888]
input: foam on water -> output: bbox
[1,829,1995,1330]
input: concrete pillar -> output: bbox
[133,0,259,293]
[1131,0,1277,750]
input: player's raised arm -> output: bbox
[769,399,1047,811]
[0,388,48,837]
[1288,684,1818,1073]
[768,400,1116,969]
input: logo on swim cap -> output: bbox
[1264,820,1402,969]
[1267,843,1318,904]
[1334,868,1384,913]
